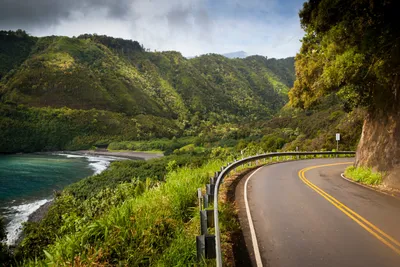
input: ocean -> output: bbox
[0,153,120,245]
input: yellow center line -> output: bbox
[301,164,400,248]
[298,162,400,256]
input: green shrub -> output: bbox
[344,166,383,185]
[107,137,198,155]
[0,104,181,153]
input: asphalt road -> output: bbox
[237,158,400,267]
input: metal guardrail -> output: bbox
[212,151,355,266]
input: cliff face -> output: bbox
[355,111,400,189]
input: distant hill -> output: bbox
[222,51,248,59]
[0,30,295,152]
[0,32,295,121]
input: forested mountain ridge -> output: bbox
[0,31,293,122]
[0,30,294,152]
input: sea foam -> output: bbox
[57,153,123,175]
[5,198,51,246]
[4,154,121,245]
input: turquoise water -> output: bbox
[0,154,93,205]
[0,153,115,245]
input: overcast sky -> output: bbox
[0,0,306,58]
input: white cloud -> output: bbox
[2,0,305,58]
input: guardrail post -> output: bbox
[206,209,214,227]
[207,193,214,206]
[196,235,205,261]
[206,184,215,196]
[204,194,209,209]
[198,188,202,211]
[200,210,208,235]
[204,184,215,209]
[200,209,215,235]
[196,233,216,261]
[205,235,216,259]
[196,234,216,260]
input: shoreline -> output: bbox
[27,200,54,223]
[5,150,164,247]
[12,200,54,247]
[1,150,164,161]
[70,149,164,160]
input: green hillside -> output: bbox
[0,31,295,153]
[0,32,293,119]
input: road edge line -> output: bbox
[340,173,400,201]
[244,166,264,267]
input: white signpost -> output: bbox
[336,133,340,151]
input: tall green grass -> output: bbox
[344,166,383,185]
[25,160,224,266]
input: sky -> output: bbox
[0,0,306,58]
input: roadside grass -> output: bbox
[25,160,225,266]
[344,166,383,185]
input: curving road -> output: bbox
[236,158,400,267]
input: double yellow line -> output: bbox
[299,162,400,256]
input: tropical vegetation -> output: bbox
[0,18,377,265]
[290,0,400,188]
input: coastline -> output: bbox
[6,150,164,246]
[13,200,54,247]
[27,200,54,223]
[60,149,164,161]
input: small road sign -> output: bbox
[336,133,340,151]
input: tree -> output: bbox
[290,0,400,188]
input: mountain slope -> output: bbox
[0,31,296,152]
[0,32,294,121]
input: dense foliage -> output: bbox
[77,34,145,55]
[0,31,292,123]
[0,31,298,153]
[0,104,180,153]
[108,97,364,155]
[289,0,400,113]
[0,30,37,80]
